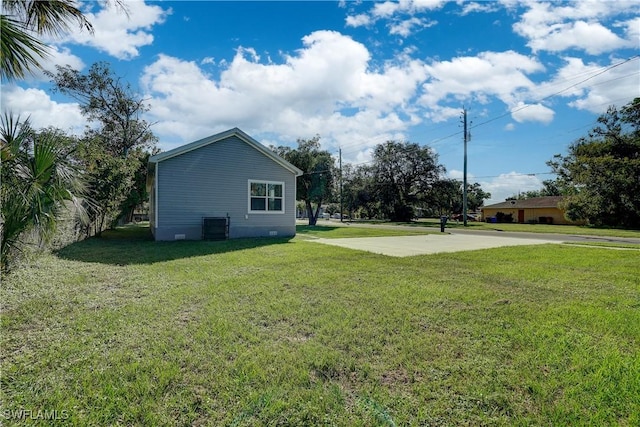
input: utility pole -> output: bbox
[462,108,469,227]
[339,148,343,223]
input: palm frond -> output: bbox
[1,114,88,270]
[24,0,94,36]
[0,15,50,81]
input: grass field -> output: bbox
[1,224,639,425]
[343,217,640,238]
[296,224,438,239]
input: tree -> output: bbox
[507,180,561,200]
[119,150,155,223]
[74,136,136,234]
[1,114,86,270]
[547,98,640,227]
[428,179,490,215]
[48,62,156,156]
[370,141,444,221]
[273,136,334,226]
[435,180,490,215]
[1,0,92,80]
[465,182,491,212]
[427,179,460,216]
[340,163,378,219]
[48,63,157,234]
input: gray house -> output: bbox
[147,128,302,241]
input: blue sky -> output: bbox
[3,0,639,204]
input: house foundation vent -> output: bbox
[202,217,229,240]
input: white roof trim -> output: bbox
[149,127,303,176]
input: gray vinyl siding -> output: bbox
[148,167,156,236]
[155,136,297,240]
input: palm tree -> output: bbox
[1,0,94,80]
[1,114,87,270]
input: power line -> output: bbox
[451,57,635,147]
[304,55,639,176]
[336,55,639,155]
[471,172,556,179]
[468,55,640,132]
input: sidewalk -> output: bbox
[313,233,560,257]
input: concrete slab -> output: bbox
[313,233,560,257]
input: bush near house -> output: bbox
[496,212,514,223]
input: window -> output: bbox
[249,180,284,213]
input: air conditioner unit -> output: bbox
[202,216,229,240]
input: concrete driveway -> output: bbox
[313,233,561,257]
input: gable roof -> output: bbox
[148,127,303,176]
[483,196,564,210]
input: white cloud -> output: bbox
[412,0,448,8]
[372,1,400,19]
[141,31,428,156]
[449,170,546,207]
[539,56,640,114]
[479,172,543,205]
[0,86,85,134]
[622,17,640,42]
[511,102,555,124]
[528,21,628,55]
[460,2,501,15]
[447,169,467,180]
[389,17,437,37]
[345,0,446,35]
[424,105,462,123]
[393,0,447,14]
[47,46,85,70]
[345,13,372,27]
[419,50,544,107]
[416,46,634,123]
[504,123,516,131]
[513,1,640,54]
[217,31,374,116]
[61,1,171,60]
[23,46,85,82]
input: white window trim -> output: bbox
[248,179,285,214]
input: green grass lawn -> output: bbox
[349,217,640,238]
[296,224,437,239]
[2,225,639,425]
